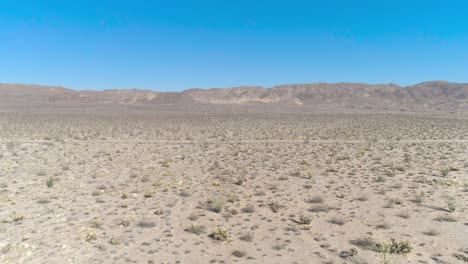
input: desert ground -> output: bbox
[0,111,467,264]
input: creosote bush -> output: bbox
[208,196,225,213]
[376,239,412,255]
[444,195,458,212]
[211,227,229,241]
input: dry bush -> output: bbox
[208,196,226,213]
[210,227,229,241]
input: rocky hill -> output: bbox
[0,81,466,112]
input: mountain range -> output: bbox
[0,81,467,112]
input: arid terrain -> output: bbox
[0,83,467,264]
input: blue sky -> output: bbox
[1,0,468,91]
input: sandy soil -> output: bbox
[0,111,467,264]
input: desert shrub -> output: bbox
[208,196,225,213]
[211,227,229,241]
[85,231,97,242]
[153,207,163,215]
[143,191,154,198]
[376,239,412,255]
[117,219,131,227]
[444,195,458,212]
[46,177,54,188]
[351,237,411,263]
[227,193,238,203]
[339,248,358,259]
[298,212,312,225]
[90,219,102,229]
[454,251,468,262]
[376,243,393,264]
[234,175,247,186]
[305,167,314,178]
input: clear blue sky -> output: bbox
[1,0,468,91]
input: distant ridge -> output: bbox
[0,81,467,112]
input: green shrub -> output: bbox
[46,177,54,188]
[445,195,458,212]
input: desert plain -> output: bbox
[0,82,467,264]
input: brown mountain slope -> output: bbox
[0,81,467,111]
